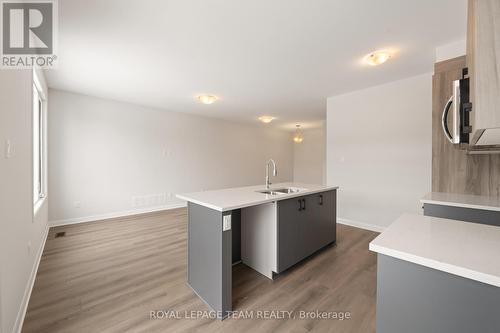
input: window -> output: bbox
[33,78,46,206]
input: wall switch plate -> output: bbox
[4,139,12,158]
[223,215,231,231]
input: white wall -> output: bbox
[435,39,466,62]
[327,73,432,230]
[0,69,49,333]
[48,90,294,223]
[293,125,326,185]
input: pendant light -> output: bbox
[293,125,304,143]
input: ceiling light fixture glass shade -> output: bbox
[293,125,304,143]
[258,116,275,123]
[197,94,218,104]
[364,50,392,66]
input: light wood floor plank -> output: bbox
[23,208,378,333]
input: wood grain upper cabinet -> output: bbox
[467,0,500,145]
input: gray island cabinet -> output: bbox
[177,183,338,319]
[278,191,336,273]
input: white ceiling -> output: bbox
[46,0,467,129]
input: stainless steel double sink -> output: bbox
[257,187,306,195]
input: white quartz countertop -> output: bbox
[176,182,339,212]
[421,192,500,212]
[369,213,500,287]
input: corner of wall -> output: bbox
[1,68,50,333]
[435,38,466,63]
[13,222,49,333]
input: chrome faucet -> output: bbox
[265,159,278,189]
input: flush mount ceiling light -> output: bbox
[197,94,218,105]
[364,50,393,66]
[293,125,304,143]
[258,116,275,124]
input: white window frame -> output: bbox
[33,70,47,213]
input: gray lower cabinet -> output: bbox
[310,190,336,252]
[277,196,301,272]
[277,190,336,273]
[377,254,500,333]
[423,203,500,227]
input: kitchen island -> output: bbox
[177,183,338,319]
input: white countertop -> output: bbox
[369,213,500,287]
[176,182,338,212]
[421,192,500,212]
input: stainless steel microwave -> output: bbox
[441,68,472,144]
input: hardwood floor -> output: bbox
[23,208,378,333]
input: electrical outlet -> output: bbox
[162,148,171,158]
[133,195,143,208]
[223,215,231,231]
[74,201,81,208]
[27,241,32,254]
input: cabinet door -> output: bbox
[277,197,302,273]
[467,0,500,143]
[296,196,309,260]
[318,190,336,246]
[301,191,336,257]
[298,194,319,259]
[277,191,337,273]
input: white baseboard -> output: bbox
[337,217,386,233]
[14,223,49,333]
[48,203,187,227]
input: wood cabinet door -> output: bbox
[468,0,500,136]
